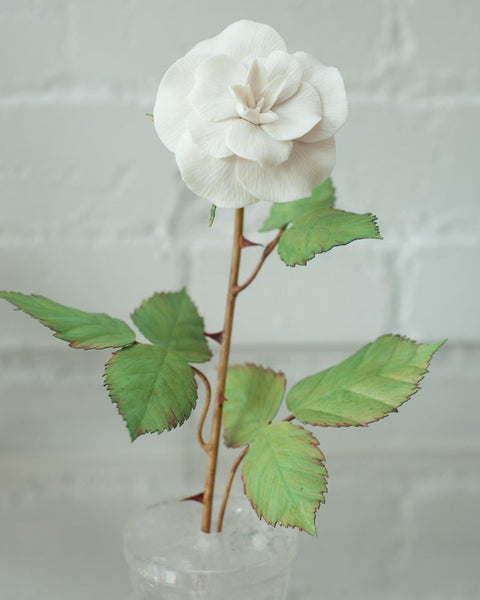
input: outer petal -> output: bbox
[236,138,336,203]
[153,54,207,153]
[187,20,287,61]
[175,133,259,208]
[226,119,293,166]
[264,51,302,106]
[189,54,246,122]
[262,83,322,142]
[187,112,235,158]
[294,51,347,142]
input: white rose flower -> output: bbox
[154,20,347,208]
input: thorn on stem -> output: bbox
[183,491,205,504]
[241,236,262,248]
[218,393,228,406]
[205,331,224,344]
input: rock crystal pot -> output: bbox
[124,495,298,600]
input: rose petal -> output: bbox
[176,133,259,208]
[188,20,287,61]
[226,119,293,166]
[260,75,285,111]
[153,54,207,153]
[245,59,268,99]
[262,83,322,141]
[236,138,336,202]
[187,113,235,158]
[264,51,302,107]
[189,55,246,122]
[294,51,347,142]
[230,84,249,107]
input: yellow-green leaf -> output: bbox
[0,291,135,350]
[243,422,327,536]
[223,364,285,447]
[286,335,446,427]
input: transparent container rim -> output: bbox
[124,496,298,576]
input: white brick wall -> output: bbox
[1,1,479,598]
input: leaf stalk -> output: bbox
[235,227,286,293]
[192,367,212,452]
[216,447,248,532]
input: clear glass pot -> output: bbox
[124,494,298,600]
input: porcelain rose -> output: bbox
[154,20,347,208]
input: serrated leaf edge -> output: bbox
[279,211,382,268]
[241,423,328,536]
[0,291,136,350]
[102,344,198,441]
[289,334,447,428]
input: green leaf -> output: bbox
[0,291,135,350]
[209,204,216,227]
[278,207,381,267]
[260,178,336,232]
[131,289,211,363]
[104,343,197,441]
[286,335,446,427]
[223,364,286,447]
[242,422,327,536]
[145,113,154,121]
[260,178,382,267]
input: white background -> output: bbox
[0,1,479,598]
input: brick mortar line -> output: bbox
[0,236,477,249]
[1,91,480,109]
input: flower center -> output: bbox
[229,60,280,126]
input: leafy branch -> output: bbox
[0,289,213,443]
[219,333,444,534]
[0,177,445,538]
